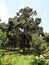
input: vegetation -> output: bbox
[0,7,49,65]
[0,53,49,65]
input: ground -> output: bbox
[0,49,49,65]
[1,53,36,65]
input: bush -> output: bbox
[0,49,5,65]
[0,49,5,57]
[1,55,12,65]
[37,58,45,65]
[46,59,49,65]
[0,58,2,65]
[32,57,46,65]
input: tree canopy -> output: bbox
[0,7,49,56]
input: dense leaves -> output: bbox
[0,7,49,56]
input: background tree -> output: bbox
[0,7,47,54]
[44,33,49,53]
[0,18,18,50]
[13,7,43,52]
[31,33,47,57]
[0,23,7,49]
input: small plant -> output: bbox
[32,56,46,65]
[37,58,45,65]
[0,58,2,65]
[46,59,49,65]
[0,49,5,57]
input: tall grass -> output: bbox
[1,54,35,65]
[0,53,49,65]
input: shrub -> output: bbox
[0,58,2,65]
[0,49,5,57]
[46,59,49,65]
[32,57,46,65]
[1,55,12,65]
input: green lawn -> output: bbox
[0,49,49,65]
[1,53,36,65]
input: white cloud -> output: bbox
[0,2,12,23]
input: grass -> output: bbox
[0,49,49,65]
[1,53,36,65]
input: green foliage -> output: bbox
[0,32,7,49]
[1,55,12,65]
[0,49,4,57]
[32,57,46,65]
[32,33,47,56]
[1,54,36,65]
[0,53,49,65]
[46,59,49,65]
[0,49,4,65]
[0,58,2,65]
[44,33,49,42]
[0,6,49,56]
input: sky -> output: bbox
[0,0,49,32]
